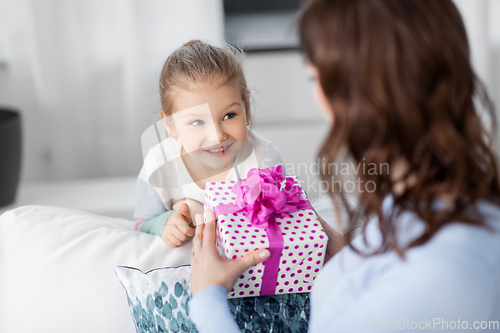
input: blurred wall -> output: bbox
[0,0,224,182]
[453,0,500,155]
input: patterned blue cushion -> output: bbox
[115,265,310,333]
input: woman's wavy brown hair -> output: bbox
[299,0,500,255]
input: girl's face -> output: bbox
[165,83,248,170]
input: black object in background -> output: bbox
[224,0,303,14]
[223,0,304,52]
[0,108,21,207]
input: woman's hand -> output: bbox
[162,203,195,248]
[191,210,270,296]
[314,209,346,263]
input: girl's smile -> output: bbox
[202,141,234,157]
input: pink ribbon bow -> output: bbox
[214,165,312,227]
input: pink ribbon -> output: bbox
[213,165,312,295]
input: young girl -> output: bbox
[134,40,284,248]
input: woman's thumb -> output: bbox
[234,249,270,273]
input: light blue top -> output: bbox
[189,196,500,332]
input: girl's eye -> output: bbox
[190,119,204,126]
[223,112,236,120]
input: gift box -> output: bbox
[204,166,328,298]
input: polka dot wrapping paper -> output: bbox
[204,178,328,299]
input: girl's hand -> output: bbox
[162,203,196,248]
[313,209,346,263]
[172,198,203,213]
[191,210,270,296]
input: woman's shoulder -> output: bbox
[314,205,500,327]
[395,200,500,268]
[331,199,500,286]
[429,200,500,265]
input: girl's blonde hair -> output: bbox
[159,40,251,124]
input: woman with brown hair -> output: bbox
[189,0,500,331]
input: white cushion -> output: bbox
[0,205,192,333]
